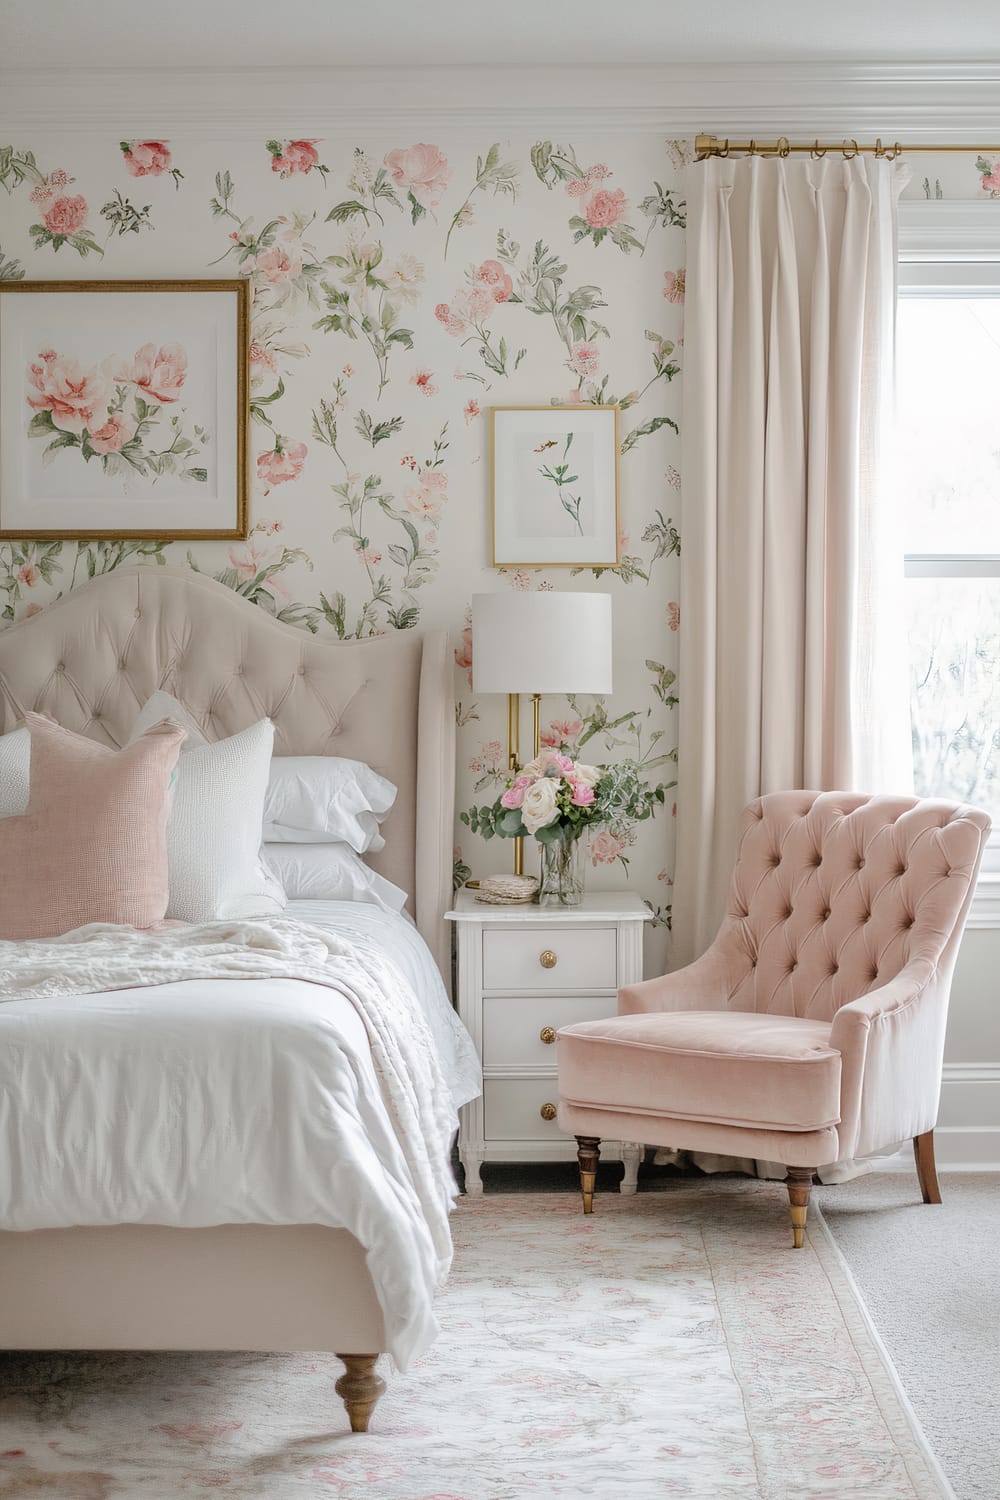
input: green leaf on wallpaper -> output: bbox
[0,244,25,281]
[319,590,348,639]
[385,327,414,350]
[387,604,420,631]
[28,410,56,435]
[407,191,425,226]
[620,415,679,455]
[325,200,370,224]
[355,410,403,447]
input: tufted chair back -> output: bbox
[714,790,990,1023]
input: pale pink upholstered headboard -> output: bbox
[0,564,454,984]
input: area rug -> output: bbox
[0,1184,952,1499]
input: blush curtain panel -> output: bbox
[671,154,912,970]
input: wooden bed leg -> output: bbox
[576,1135,601,1214]
[913,1130,942,1205]
[785,1166,814,1249]
[335,1354,386,1433]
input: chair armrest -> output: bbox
[829,958,945,1159]
[618,944,737,1015]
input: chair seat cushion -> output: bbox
[557,1010,842,1133]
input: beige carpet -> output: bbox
[0,1184,954,1499]
[818,1172,1000,1500]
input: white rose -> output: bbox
[521,776,560,834]
[573,762,601,788]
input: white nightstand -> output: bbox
[445,890,652,1194]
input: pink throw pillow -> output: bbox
[0,713,184,940]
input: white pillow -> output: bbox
[264,756,396,853]
[264,842,408,914]
[0,727,30,817]
[129,692,282,922]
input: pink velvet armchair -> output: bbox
[557,791,990,1246]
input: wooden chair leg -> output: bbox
[785,1166,814,1249]
[913,1129,942,1205]
[575,1135,601,1214]
[334,1354,386,1433]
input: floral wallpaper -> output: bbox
[0,129,690,962]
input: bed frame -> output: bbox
[0,563,455,1431]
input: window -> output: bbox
[897,260,1000,880]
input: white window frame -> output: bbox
[898,204,1000,925]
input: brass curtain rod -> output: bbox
[695,134,1000,161]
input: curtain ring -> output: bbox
[748,138,758,157]
[890,142,903,161]
[718,138,731,159]
[811,139,827,159]
[844,139,860,160]
[874,137,885,158]
[777,136,791,159]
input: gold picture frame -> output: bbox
[490,404,621,569]
[0,279,249,540]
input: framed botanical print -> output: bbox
[491,404,620,568]
[0,280,249,539]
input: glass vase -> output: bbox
[538,831,585,908]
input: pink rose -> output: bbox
[568,340,600,378]
[500,781,528,810]
[88,412,134,454]
[663,268,686,304]
[256,440,307,487]
[540,718,583,749]
[404,483,444,522]
[383,143,451,208]
[26,351,111,434]
[41,195,88,236]
[568,778,595,807]
[118,342,188,403]
[226,537,285,595]
[254,246,303,284]
[584,188,628,229]
[16,563,38,588]
[122,141,171,177]
[271,139,320,177]
[590,829,626,866]
[475,259,513,303]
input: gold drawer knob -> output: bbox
[539,1026,556,1045]
[540,1102,558,1121]
[539,949,558,969]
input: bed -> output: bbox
[0,563,465,1432]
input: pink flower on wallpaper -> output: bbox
[405,484,444,522]
[590,829,628,866]
[121,140,172,177]
[383,143,451,208]
[411,368,438,397]
[586,163,611,182]
[585,188,628,229]
[248,341,277,371]
[257,440,307,487]
[253,245,304,284]
[88,412,134,454]
[41,194,88,236]
[568,340,601,378]
[454,622,473,687]
[226,537,287,595]
[118,342,188,403]
[434,301,465,336]
[667,601,680,631]
[663,268,686,304]
[16,563,38,588]
[565,177,590,198]
[26,350,112,433]
[474,259,513,303]
[463,398,481,424]
[354,545,383,567]
[540,718,583,749]
[268,139,324,178]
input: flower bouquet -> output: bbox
[462,749,664,906]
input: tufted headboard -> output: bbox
[0,564,454,985]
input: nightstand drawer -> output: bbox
[482,926,617,992]
[482,993,615,1067]
[483,1078,568,1141]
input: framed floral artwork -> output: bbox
[0,280,249,539]
[491,405,620,568]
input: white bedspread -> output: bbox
[0,916,465,1368]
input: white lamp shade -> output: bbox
[471,592,613,695]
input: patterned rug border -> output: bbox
[808,1205,957,1500]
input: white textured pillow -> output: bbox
[264,756,396,853]
[264,842,408,913]
[0,727,30,817]
[130,693,282,921]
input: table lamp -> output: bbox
[471,591,613,874]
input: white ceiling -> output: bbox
[3,0,999,71]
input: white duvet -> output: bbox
[0,907,480,1369]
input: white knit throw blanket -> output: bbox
[0,917,456,1287]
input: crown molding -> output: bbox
[899,202,1000,262]
[3,62,1000,137]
